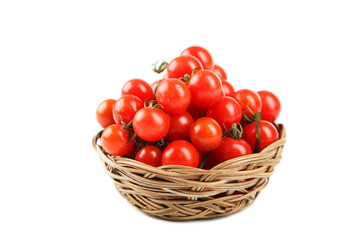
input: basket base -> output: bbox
[113,179,267,221]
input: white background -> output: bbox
[1,0,360,239]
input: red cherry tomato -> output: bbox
[206,96,242,132]
[181,46,214,69]
[242,120,279,152]
[121,79,154,103]
[113,95,143,125]
[222,80,235,97]
[133,107,170,142]
[188,69,224,109]
[189,117,222,152]
[101,124,134,156]
[167,55,203,79]
[161,140,200,167]
[156,79,191,114]
[233,89,262,117]
[150,79,163,94]
[213,64,227,81]
[186,103,207,120]
[214,138,252,164]
[96,99,116,128]
[135,145,162,167]
[166,111,194,142]
[257,90,281,123]
[124,143,137,158]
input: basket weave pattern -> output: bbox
[92,124,286,221]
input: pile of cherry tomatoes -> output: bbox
[96,46,281,169]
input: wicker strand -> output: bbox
[92,124,286,220]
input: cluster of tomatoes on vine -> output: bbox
[96,46,281,169]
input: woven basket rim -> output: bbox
[92,124,286,175]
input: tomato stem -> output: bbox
[155,138,165,149]
[242,106,256,123]
[254,112,262,153]
[198,152,212,169]
[222,123,243,139]
[191,67,201,76]
[179,67,201,85]
[152,60,168,74]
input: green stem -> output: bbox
[198,152,212,169]
[254,112,262,153]
[152,60,168,74]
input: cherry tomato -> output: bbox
[133,107,170,142]
[96,99,116,128]
[257,90,281,123]
[213,64,227,81]
[206,96,242,132]
[135,145,162,167]
[186,103,207,120]
[242,120,279,152]
[156,79,191,114]
[214,138,252,164]
[121,79,154,103]
[167,55,203,79]
[161,140,200,167]
[189,117,222,152]
[113,95,143,125]
[101,124,134,156]
[233,89,262,117]
[180,46,214,69]
[222,80,235,97]
[124,143,137,158]
[188,69,224,108]
[166,111,194,142]
[150,80,163,94]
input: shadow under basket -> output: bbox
[92,124,286,221]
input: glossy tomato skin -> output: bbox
[181,46,214,69]
[213,64,227,81]
[161,140,200,167]
[166,111,194,142]
[113,95,143,125]
[156,79,191,114]
[135,146,162,167]
[121,79,154,103]
[257,90,281,123]
[186,103,207,120]
[167,55,203,79]
[189,117,222,152]
[188,69,224,109]
[222,81,235,97]
[233,89,262,117]
[242,120,279,152]
[133,107,170,142]
[214,138,252,164]
[206,96,242,132]
[96,99,116,128]
[101,124,134,156]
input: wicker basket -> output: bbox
[92,124,286,221]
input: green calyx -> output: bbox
[179,67,201,85]
[118,115,134,144]
[144,99,163,109]
[222,123,243,139]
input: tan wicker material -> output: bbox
[92,124,286,221]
